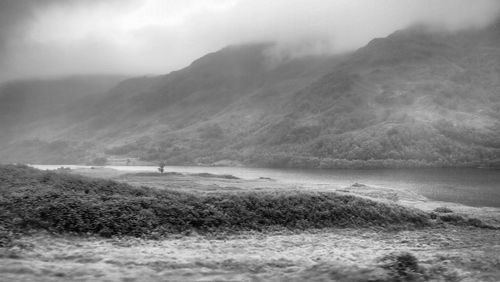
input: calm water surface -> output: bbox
[32,165,500,208]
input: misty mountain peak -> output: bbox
[187,43,273,76]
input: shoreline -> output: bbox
[70,165,500,212]
[53,166,500,230]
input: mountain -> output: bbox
[0,75,128,163]
[0,44,343,165]
[1,22,500,168]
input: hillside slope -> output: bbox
[275,24,500,168]
[0,44,344,165]
[2,22,500,168]
[0,75,127,163]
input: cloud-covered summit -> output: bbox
[1,0,499,82]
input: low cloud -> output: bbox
[1,0,499,81]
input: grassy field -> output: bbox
[1,164,499,281]
[2,226,500,281]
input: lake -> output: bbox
[31,165,500,208]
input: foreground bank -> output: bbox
[1,164,499,281]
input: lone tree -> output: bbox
[158,161,166,173]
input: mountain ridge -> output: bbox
[1,23,500,168]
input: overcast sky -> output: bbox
[1,0,499,82]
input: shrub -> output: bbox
[438,214,465,224]
[380,252,425,282]
[433,207,453,213]
[0,164,431,237]
[0,226,15,248]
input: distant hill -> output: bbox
[0,75,127,163]
[2,22,500,168]
[0,75,127,136]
